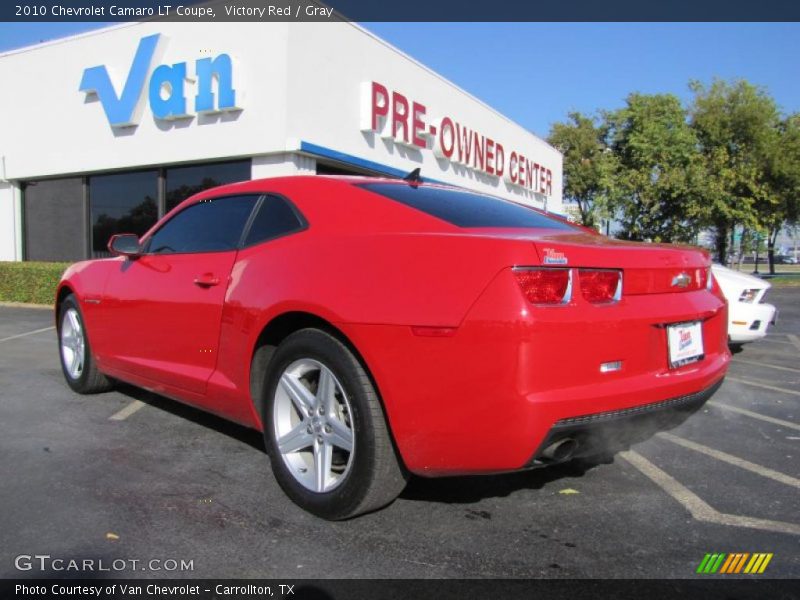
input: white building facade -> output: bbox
[0,20,563,261]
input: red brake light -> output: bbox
[514,268,571,305]
[579,269,622,304]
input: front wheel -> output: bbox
[58,294,113,394]
[262,328,407,520]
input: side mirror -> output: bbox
[108,234,141,258]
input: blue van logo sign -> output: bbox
[79,34,241,128]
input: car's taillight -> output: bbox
[706,268,714,290]
[579,269,622,304]
[513,268,571,305]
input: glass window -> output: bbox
[165,160,251,212]
[24,177,86,261]
[243,195,305,247]
[359,183,575,230]
[146,195,258,254]
[90,171,158,256]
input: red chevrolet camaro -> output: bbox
[56,176,730,519]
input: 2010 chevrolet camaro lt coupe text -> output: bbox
[56,176,730,519]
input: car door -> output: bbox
[99,194,261,395]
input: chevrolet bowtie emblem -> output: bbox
[672,272,691,288]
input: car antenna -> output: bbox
[403,168,422,187]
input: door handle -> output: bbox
[193,273,220,287]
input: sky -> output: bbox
[0,22,798,138]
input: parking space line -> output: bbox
[0,326,55,343]
[732,358,800,374]
[788,334,800,352]
[759,338,794,346]
[109,400,146,421]
[708,400,800,432]
[726,376,800,397]
[657,432,800,489]
[620,450,800,536]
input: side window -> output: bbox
[243,195,305,247]
[147,195,259,254]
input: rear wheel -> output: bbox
[58,294,113,394]
[262,328,407,520]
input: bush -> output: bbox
[0,261,72,305]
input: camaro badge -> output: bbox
[672,272,691,288]
[543,248,568,265]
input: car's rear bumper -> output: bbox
[526,378,723,466]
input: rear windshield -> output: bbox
[360,183,575,230]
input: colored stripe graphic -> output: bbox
[697,553,773,574]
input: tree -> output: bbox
[761,114,800,273]
[689,79,781,264]
[603,93,703,242]
[548,112,614,228]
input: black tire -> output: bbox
[262,328,407,520]
[57,294,113,394]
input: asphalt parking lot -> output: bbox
[1,290,798,579]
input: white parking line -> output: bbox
[657,432,800,489]
[109,400,146,421]
[708,400,800,432]
[732,358,800,374]
[620,450,800,536]
[726,376,800,397]
[0,326,55,343]
[788,334,800,352]
[759,338,795,346]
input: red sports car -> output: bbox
[56,176,730,519]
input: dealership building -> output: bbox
[0,20,563,262]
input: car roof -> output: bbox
[182,174,577,226]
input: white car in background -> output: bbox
[712,264,777,345]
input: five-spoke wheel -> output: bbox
[57,294,113,394]
[262,328,407,520]
[274,359,355,493]
[60,307,85,380]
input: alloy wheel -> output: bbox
[273,358,355,493]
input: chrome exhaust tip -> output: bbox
[541,438,578,462]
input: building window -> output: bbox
[165,160,251,212]
[90,170,158,257]
[23,177,86,262]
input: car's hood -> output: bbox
[711,264,770,290]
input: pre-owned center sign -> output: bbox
[360,81,553,196]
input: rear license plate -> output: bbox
[667,321,704,368]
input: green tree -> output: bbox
[761,114,800,273]
[548,112,614,228]
[689,79,781,264]
[604,93,703,242]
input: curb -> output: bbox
[0,301,53,310]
